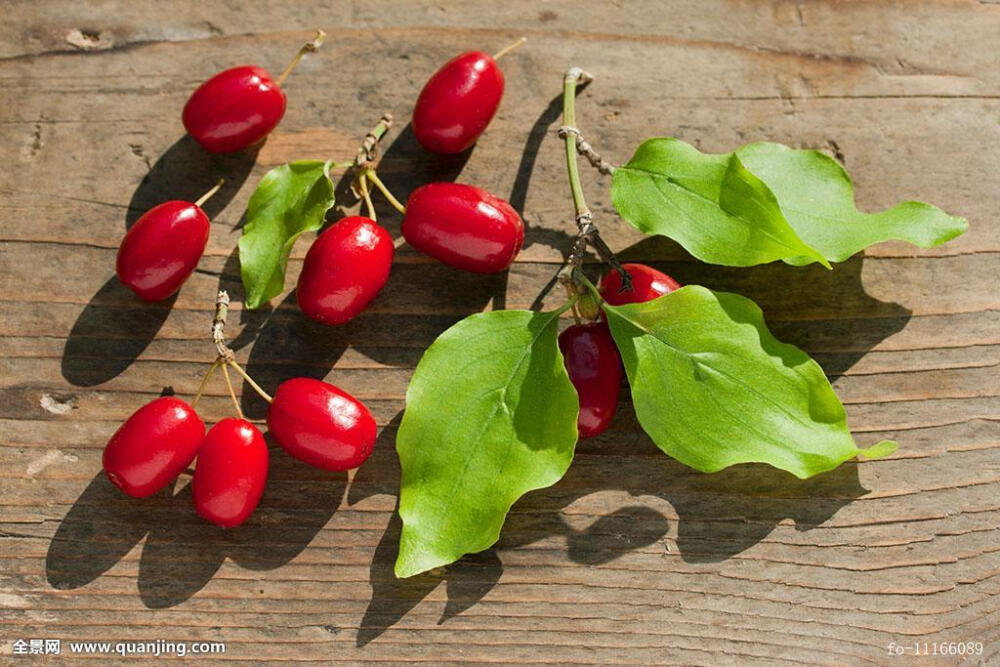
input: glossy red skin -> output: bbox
[599,263,682,306]
[296,216,394,326]
[402,182,524,273]
[116,201,210,302]
[103,397,205,498]
[267,378,377,471]
[192,419,268,528]
[182,66,286,153]
[412,51,505,154]
[559,323,623,439]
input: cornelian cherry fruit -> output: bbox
[411,38,524,154]
[413,52,503,154]
[183,66,286,154]
[599,263,682,306]
[103,397,205,498]
[192,418,269,528]
[267,378,377,471]
[116,199,211,302]
[182,32,324,153]
[402,182,524,273]
[559,323,623,439]
[296,216,394,325]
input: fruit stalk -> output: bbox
[560,67,630,292]
[211,290,273,403]
[355,113,393,169]
[275,30,326,87]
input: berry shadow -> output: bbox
[60,135,258,387]
[45,443,346,608]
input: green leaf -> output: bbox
[612,137,966,267]
[395,309,579,578]
[735,142,968,263]
[603,285,896,479]
[238,160,335,309]
[611,138,829,268]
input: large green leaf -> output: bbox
[238,160,335,309]
[603,285,897,479]
[612,138,966,267]
[735,142,967,264]
[395,309,579,578]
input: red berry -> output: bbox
[103,397,205,498]
[412,51,504,154]
[182,66,286,154]
[599,263,682,307]
[402,182,524,273]
[296,216,394,325]
[116,201,210,302]
[192,419,268,528]
[559,323,623,439]
[267,378,377,471]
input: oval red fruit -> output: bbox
[116,201,210,302]
[182,66,286,154]
[412,51,504,154]
[103,397,205,498]
[296,216,394,325]
[599,263,682,306]
[402,182,524,273]
[267,377,377,471]
[559,323,623,439]
[192,419,268,528]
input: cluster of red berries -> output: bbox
[105,35,534,528]
[560,264,682,439]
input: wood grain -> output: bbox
[1,0,998,663]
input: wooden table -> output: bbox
[2,1,998,663]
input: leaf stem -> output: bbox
[275,30,326,87]
[493,37,527,60]
[559,67,631,293]
[364,169,407,215]
[194,179,225,208]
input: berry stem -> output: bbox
[275,29,326,87]
[220,362,244,420]
[226,360,273,404]
[364,169,407,215]
[357,173,377,222]
[354,114,393,169]
[194,179,225,208]
[493,37,527,61]
[210,290,273,405]
[559,67,631,293]
[190,358,221,409]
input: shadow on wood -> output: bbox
[60,278,176,386]
[125,134,258,229]
[45,443,346,609]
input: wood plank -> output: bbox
[1,0,998,663]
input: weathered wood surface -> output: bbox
[2,0,998,663]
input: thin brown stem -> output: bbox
[354,114,393,169]
[190,359,220,409]
[220,362,244,420]
[227,360,273,404]
[364,169,407,215]
[194,179,225,208]
[357,173,376,221]
[493,37,527,60]
[275,30,326,87]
